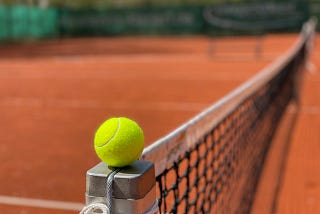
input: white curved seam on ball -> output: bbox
[96,118,121,148]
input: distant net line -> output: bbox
[207,36,264,60]
[141,19,316,213]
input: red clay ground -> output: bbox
[0,34,308,213]
[275,38,320,214]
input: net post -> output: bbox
[208,39,215,58]
[84,160,158,214]
[255,34,264,60]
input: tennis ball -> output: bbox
[94,117,144,167]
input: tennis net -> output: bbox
[141,18,316,214]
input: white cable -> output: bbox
[79,202,110,214]
[80,168,120,214]
[106,169,120,212]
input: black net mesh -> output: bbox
[155,44,307,214]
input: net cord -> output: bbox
[141,18,317,177]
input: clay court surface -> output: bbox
[0,34,319,213]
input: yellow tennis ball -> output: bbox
[94,117,144,167]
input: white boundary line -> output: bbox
[301,106,320,114]
[0,195,84,211]
[0,98,207,112]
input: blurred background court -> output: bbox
[0,1,320,214]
